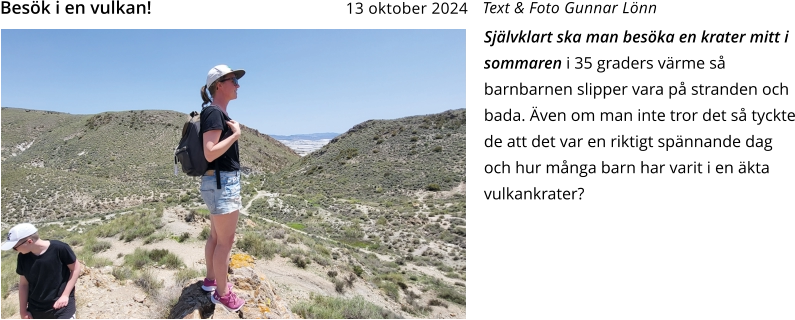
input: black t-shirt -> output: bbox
[16,240,77,311]
[200,105,240,172]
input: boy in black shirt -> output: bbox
[2,223,81,319]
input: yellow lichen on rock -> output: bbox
[230,253,254,269]
[258,304,271,313]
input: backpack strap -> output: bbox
[216,168,222,190]
[202,105,224,190]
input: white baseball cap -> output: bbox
[1,223,38,250]
[206,65,245,88]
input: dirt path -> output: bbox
[241,191,393,261]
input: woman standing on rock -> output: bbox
[198,64,246,312]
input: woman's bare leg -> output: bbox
[204,218,219,280]
[211,210,239,297]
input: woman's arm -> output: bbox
[203,120,241,163]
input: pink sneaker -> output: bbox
[210,289,245,312]
[201,278,217,291]
[201,278,233,292]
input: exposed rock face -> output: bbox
[169,267,293,319]
[168,282,217,319]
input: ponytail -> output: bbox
[200,85,212,107]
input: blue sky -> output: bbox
[1,30,465,135]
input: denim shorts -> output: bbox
[200,171,242,215]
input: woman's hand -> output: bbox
[227,120,240,133]
[227,120,241,137]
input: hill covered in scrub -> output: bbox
[1,107,467,318]
[268,109,466,200]
[1,107,299,223]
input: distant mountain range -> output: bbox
[269,133,339,141]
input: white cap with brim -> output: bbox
[206,65,245,88]
[1,223,37,250]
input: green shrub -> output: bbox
[335,148,359,161]
[79,254,113,268]
[198,226,210,240]
[437,287,466,305]
[123,225,156,242]
[177,232,190,243]
[311,253,331,267]
[334,279,345,293]
[1,251,18,299]
[237,233,280,259]
[313,244,331,257]
[66,235,86,247]
[292,294,399,319]
[143,232,167,245]
[125,249,151,269]
[292,255,309,269]
[148,249,169,262]
[175,268,201,287]
[426,184,441,191]
[378,281,400,301]
[112,266,135,281]
[134,269,163,296]
[344,273,357,288]
[352,265,364,277]
[86,240,112,253]
[123,248,184,270]
[159,252,184,269]
[428,299,448,308]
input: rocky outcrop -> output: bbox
[170,267,293,319]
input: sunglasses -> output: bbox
[219,76,239,86]
[12,237,29,251]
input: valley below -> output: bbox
[276,139,333,156]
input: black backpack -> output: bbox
[174,110,208,177]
